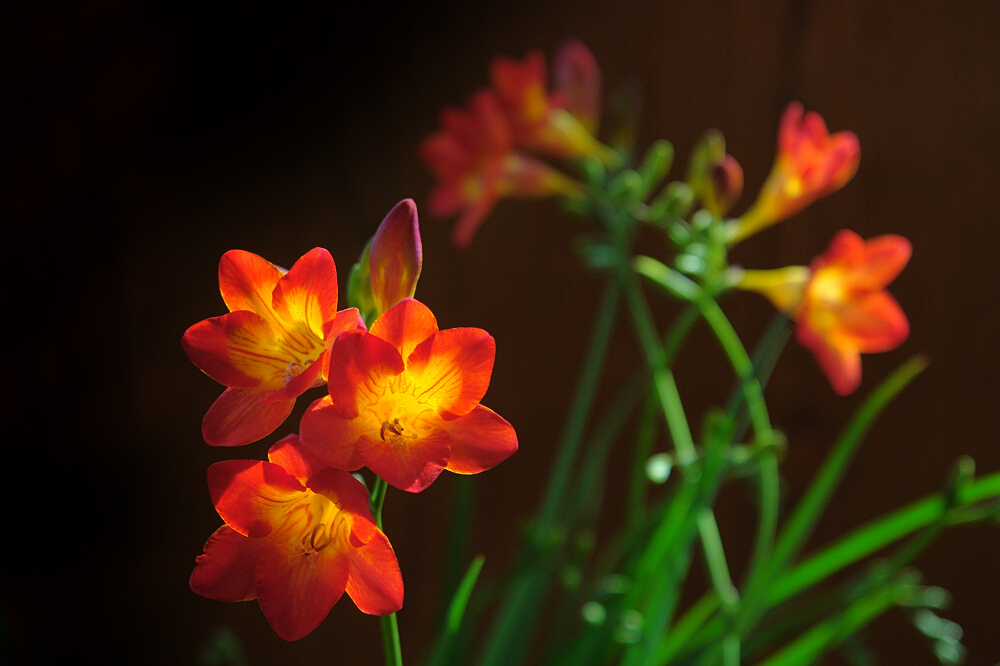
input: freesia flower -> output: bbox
[421,89,584,248]
[348,199,424,323]
[491,49,617,165]
[552,40,603,134]
[737,230,910,395]
[182,248,364,446]
[728,102,860,244]
[299,298,518,492]
[190,436,404,641]
[687,129,744,217]
[370,199,423,317]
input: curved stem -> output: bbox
[370,476,389,530]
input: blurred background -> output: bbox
[3,1,997,664]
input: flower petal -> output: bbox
[268,434,334,485]
[299,396,367,471]
[369,298,439,361]
[797,323,862,396]
[553,40,601,133]
[359,428,450,493]
[182,310,280,389]
[345,529,404,615]
[308,468,377,525]
[190,525,261,602]
[852,234,912,290]
[202,387,295,447]
[442,405,518,474]
[208,460,306,537]
[255,537,349,641]
[325,331,405,420]
[406,327,495,417]
[271,248,340,339]
[218,250,283,323]
[838,290,910,353]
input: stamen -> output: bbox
[380,418,404,441]
[309,523,334,552]
[282,358,316,385]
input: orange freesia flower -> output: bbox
[491,49,617,165]
[738,230,911,395]
[299,298,518,492]
[421,89,584,248]
[190,436,403,641]
[728,102,860,244]
[182,248,364,446]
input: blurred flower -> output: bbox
[687,129,744,217]
[300,298,518,492]
[182,248,364,446]
[737,230,910,395]
[552,40,602,134]
[421,90,583,248]
[491,49,617,164]
[728,102,860,243]
[190,437,403,641]
[349,199,423,323]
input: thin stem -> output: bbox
[369,475,402,666]
[380,613,403,666]
[620,266,695,462]
[370,476,389,530]
[698,298,779,635]
[536,274,622,535]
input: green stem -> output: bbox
[380,613,403,666]
[536,274,622,535]
[370,476,389,530]
[621,266,695,462]
[368,475,402,666]
[698,509,740,615]
[696,299,778,666]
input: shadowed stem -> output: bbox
[370,475,403,666]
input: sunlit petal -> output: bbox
[202,387,295,447]
[443,405,518,474]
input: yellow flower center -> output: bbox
[272,491,347,569]
[358,371,438,448]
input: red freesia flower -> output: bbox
[738,230,910,395]
[421,90,583,248]
[299,298,517,492]
[729,102,860,243]
[370,199,423,317]
[182,248,364,446]
[190,436,404,641]
[687,129,744,218]
[552,40,602,134]
[491,49,616,164]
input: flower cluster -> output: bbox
[184,200,517,639]
[421,41,617,248]
[720,104,906,394]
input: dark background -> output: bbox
[3,1,997,664]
